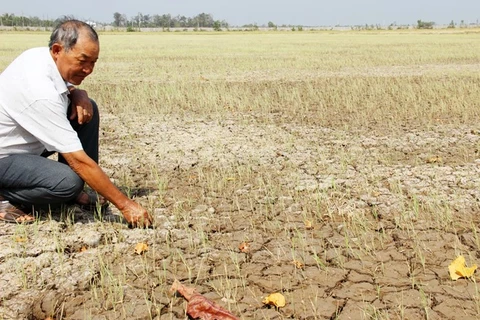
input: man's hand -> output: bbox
[68,87,93,125]
[121,200,153,228]
[62,150,153,229]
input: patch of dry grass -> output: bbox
[85,31,480,131]
[2,30,480,130]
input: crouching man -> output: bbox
[0,19,152,227]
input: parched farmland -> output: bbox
[1,29,480,319]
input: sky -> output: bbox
[2,0,480,27]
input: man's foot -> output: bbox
[0,201,35,224]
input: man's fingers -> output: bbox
[130,220,150,229]
[70,104,93,125]
[77,108,85,124]
[77,107,93,124]
[69,105,78,120]
[68,88,92,124]
[83,109,91,121]
[130,215,153,229]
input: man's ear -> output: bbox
[51,43,63,56]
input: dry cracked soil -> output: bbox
[2,113,480,319]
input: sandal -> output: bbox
[0,201,35,224]
[75,191,109,213]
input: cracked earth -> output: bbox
[1,113,480,319]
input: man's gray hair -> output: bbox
[48,19,98,51]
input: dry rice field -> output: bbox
[1,29,480,319]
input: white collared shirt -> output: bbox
[0,47,83,159]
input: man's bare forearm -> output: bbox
[62,150,152,227]
[62,150,129,210]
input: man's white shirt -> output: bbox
[0,47,83,159]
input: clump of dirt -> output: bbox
[2,113,480,319]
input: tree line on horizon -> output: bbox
[0,12,305,30]
[0,12,477,30]
[0,12,232,29]
[113,12,229,30]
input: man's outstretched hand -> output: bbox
[121,200,153,228]
[62,150,153,229]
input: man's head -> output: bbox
[49,20,99,85]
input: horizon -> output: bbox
[1,0,480,27]
[0,12,477,28]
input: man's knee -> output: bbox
[0,161,84,205]
[55,170,84,202]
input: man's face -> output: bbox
[51,30,99,85]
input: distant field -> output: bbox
[2,30,480,131]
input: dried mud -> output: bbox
[2,113,480,319]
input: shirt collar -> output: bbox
[46,48,69,95]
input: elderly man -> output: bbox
[0,20,152,227]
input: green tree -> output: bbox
[157,14,172,28]
[113,12,123,27]
[193,13,214,28]
[175,15,187,28]
[213,20,222,31]
[143,14,151,27]
[133,13,141,28]
[1,13,15,26]
[417,19,434,29]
